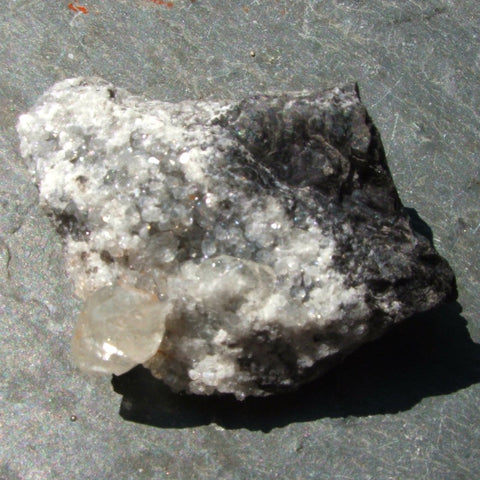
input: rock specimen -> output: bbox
[17,78,457,399]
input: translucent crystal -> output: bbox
[72,284,171,375]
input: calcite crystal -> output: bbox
[17,78,456,399]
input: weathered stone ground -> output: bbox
[1,1,479,479]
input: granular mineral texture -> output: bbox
[17,78,457,398]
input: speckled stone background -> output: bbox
[1,1,479,479]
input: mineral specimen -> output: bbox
[17,78,457,399]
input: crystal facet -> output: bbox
[72,284,170,375]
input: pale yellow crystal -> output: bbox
[72,284,170,375]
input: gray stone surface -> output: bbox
[1,1,479,479]
[18,78,456,398]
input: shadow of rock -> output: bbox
[112,302,480,432]
[405,207,434,243]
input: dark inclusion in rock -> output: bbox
[229,88,456,311]
[17,78,457,399]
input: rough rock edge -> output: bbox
[17,78,457,398]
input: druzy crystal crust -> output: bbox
[17,78,456,398]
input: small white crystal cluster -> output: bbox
[18,78,370,398]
